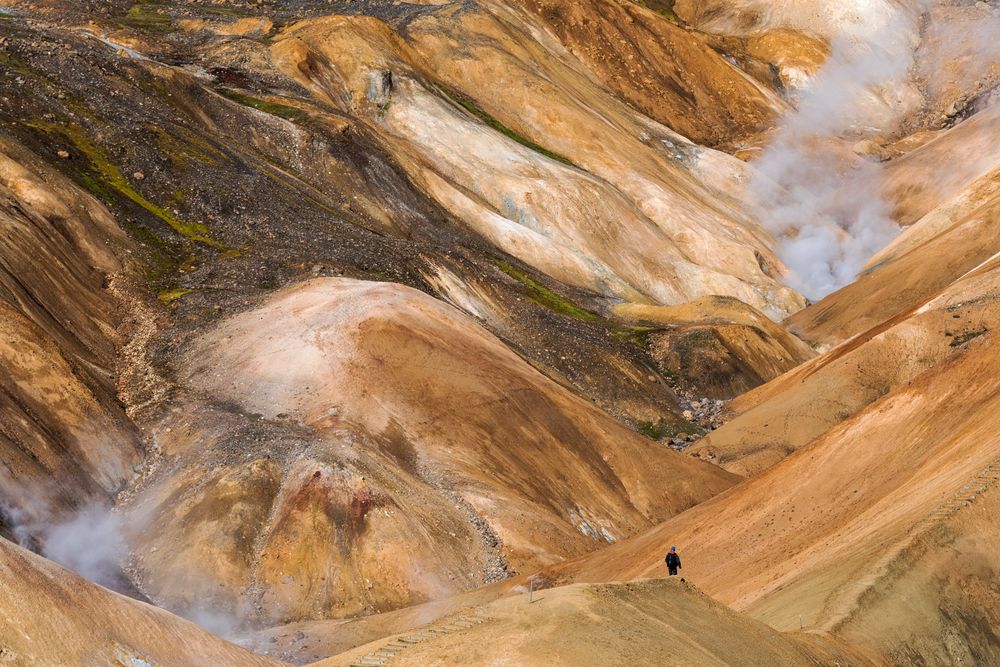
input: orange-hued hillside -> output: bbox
[1,1,998,665]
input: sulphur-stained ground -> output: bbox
[1,1,1000,666]
[123,277,736,626]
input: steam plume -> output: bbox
[0,483,129,593]
[750,20,919,300]
[1,490,249,636]
[43,504,127,590]
[754,3,1000,301]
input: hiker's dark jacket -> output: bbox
[665,552,681,569]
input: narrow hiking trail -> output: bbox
[348,611,491,667]
[821,450,1000,631]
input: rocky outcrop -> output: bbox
[615,297,815,401]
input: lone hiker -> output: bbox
[665,546,681,576]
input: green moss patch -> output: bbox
[157,288,193,304]
[200,6,253,17]
[26,120,223,248]
[217,88,309,124]
[640,0,680,23]
[0,50,38,80]
[149,124,227,167]
[612,325,658,348]
[679,329,716,345]
[257,164,345,220]
[637,421,673,440]
[123,3,174,33]
[440,87,577,167]
[637,419,703,441]
[122,220,175,283]
[494,259,600,321]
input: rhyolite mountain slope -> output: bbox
[0,0,770,632]
[125,277,735,626]
[0,133,142,532]
[0,537,286,667]
[544,252,1000,664]
[0,0,999,665]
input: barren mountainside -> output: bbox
[0,0,998,665]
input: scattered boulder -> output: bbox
[366,69,393,109]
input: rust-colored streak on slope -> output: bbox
[136,278,736,624]
[514,0,779,146]
[0,538,287,667]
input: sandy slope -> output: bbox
[271,5,804,319]
[0,136,141,526]
[882,103,1000,228]
[0,537,285,667]
[125,278,736,625]
[315,580,871,667]
[687,238,998,474]
[835,458,1000,664]
[539,261,1000,663]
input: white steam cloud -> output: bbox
[43,505,128,591]
[0,482,129,592]
[917,5,1000,102]
[2,492,248,637]
[753,2,1000,301]
[185,605,245,639]
[750,19,920,300]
